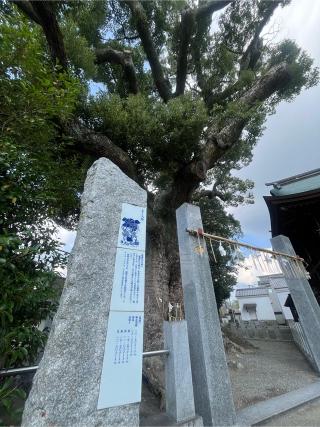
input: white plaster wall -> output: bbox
[276,290,293,320]
[239,296,276,321]
[239,299,255,321]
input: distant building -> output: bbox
[264,168,320,302]
[235,274,293,322]
[219,300,241,324]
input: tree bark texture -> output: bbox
[143,210,184,400]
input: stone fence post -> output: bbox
[22,158,147,426]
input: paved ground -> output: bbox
[260,397,320,426]
[238,381,320,426]
[229,339,319,409]
[140,339,320,425]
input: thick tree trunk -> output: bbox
[143,210,183,403]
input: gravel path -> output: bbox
[229,339,319,409]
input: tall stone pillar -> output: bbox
[176,203,236,427]
[22,158,147,426]
[271,235,320,373]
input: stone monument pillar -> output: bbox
[22,158,147,426]
[176,203,236,427]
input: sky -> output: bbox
[58,0,320,286]
[230,0,320,247]
[229,0,320,288]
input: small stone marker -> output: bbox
[22,158,147,427]
[271,235,320,373]
[163,320,198,424]
[176,203,236,427]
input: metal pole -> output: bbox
[0,366,38,377]
[0,350,170,377]
[142,349,169,358]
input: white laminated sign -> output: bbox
[97,311,144,409]
[98,203,147,409]
[110,248,145,312]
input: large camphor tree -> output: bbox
[2,0,318,396]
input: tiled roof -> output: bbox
[267,169,320,197]
[235,287,270,298]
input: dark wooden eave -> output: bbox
[264,188,320,301]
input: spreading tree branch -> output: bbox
[240,0,282,71]
[175,1,232,97]
[14,1,68,69]
[13,1,138,94]
[196,187,228,201]
[70,124,139,183]
[95,47,138,94]
[206,79,242,108]
[197,0,234,19]
[156,62,293,213]
[205,62,292,164]
[124,0,172,102]
[11,0,41,24]
[205,0,282,109]
[115,23,140,41]
[192,29,206,93]
[174,9,195,97]
[12,1,140,181]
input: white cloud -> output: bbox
[56,228,76,253]
[237,262,257,286]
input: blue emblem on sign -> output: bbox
[121,218,140,246]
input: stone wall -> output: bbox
[227,320,293,341]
